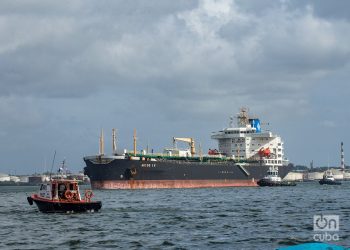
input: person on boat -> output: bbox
[52,183,56,199]
[58,183,67,199]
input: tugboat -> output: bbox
[257,166,296,187]
[27,179,102,213]
[319,170,341,185]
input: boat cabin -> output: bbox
[267,167,278,177]
[264,166,282,182]
[323,170,335,181]
[38,179,81,201]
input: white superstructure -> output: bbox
[262,166,282,182]
[211,108,287,167]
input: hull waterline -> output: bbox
[91,179,258,189]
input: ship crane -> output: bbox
[173,137,196,156]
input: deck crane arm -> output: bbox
[173,137,196,156]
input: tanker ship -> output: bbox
[84,108,292,189]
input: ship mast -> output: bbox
[112,128,117,155]
[99,129,104,155]
[341,142,345,170]
[133,129,137,156]
[237,107,249,127]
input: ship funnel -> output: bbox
[112,128,117,154]
[99,129,105,155]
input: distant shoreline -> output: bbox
[0,181,90,186]
[0,182,39,186]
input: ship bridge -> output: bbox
[211,109,286,166]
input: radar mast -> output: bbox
[237,107,249,127]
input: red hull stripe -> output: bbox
[91,179,258,189]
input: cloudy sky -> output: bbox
[1,0,350,174]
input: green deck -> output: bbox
[126,153,259,164]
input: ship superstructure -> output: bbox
[211,108,286,167]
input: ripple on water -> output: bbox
[277,238,314,246]
[1,183,350,249]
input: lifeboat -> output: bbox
[27,179,102,213]
[208,149,220,155]
[258,148,271,158]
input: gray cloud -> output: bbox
[0,0,350,173]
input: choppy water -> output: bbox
[0,182,349,249]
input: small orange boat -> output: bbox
[27,179,102,213]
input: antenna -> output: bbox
[58,158,66,178]
[173,137,177,149]
[44,157,47,174]
[229,116,234,127]
[49,150,56,181]
[199,142,203,161]
[146,139,149,155]
[327,155,330,169]
[341,142,345,170]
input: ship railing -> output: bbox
[124,152,262,165]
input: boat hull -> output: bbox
[28,196,102,213]
[84,157,293,189]
[319,179,341,185]
[257,179,296,187]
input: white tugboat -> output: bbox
[257,166,296,186]
[319,170,341,185]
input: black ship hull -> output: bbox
[84,156,293,189]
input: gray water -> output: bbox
[0,182,349,249]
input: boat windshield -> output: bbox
[267,171,278,176]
